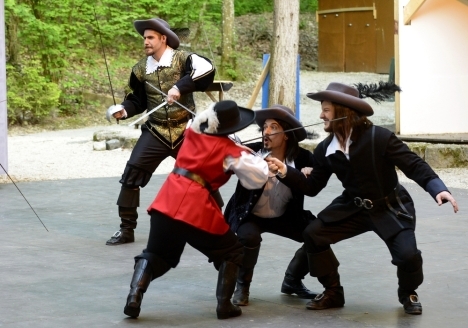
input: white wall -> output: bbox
[399,0,468,134]
[0,0,8,175]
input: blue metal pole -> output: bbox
[261,54,270,109]
[296,55,300,120]
[261,53,300,120]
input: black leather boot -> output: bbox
[233,245,260,306]
[106,206,137,245]
[107,187,140,245]
[281,246,318,298]
[306,271,345,310]
[305,249,344,310]
[399,292,422,315]
[124,259,152,318]
[397,266,423,315]
[216,261,242,319]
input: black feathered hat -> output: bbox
[192,100,255,136]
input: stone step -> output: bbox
[93,128,468,168]
[299,142,468,169]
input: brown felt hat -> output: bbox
[134,18,180,49]
[255,105,307,141]
[307,82,374,116]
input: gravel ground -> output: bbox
[2,71,467,190]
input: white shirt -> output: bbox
[224,151,269,190]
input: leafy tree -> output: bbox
[4,0,317,125]
[6,62,61,125]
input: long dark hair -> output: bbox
[331,103,373,149]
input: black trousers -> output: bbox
[303,211,423,290]
[236,211,311,248]
[139,211,244,273]
[120,125,181,189]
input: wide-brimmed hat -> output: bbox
[195,100,255,136]
[255,105,307,141]
[133,18,180,49]
[307,82,374,116]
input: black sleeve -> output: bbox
[121,71,148,119]
[175,54,216,94]
[279,143,331,197]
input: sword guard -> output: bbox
[106,104,124,122]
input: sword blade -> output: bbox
[145,82,197,116]
[0,163,49,232]
[127,101,168,126]
[241,117,347,144]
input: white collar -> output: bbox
[325,131,353,160]
[146,47,174,74]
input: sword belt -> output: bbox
[172,167,213,193]
[149,116,189,128]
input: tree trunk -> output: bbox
[220,0,235,79]
[5,9,20,65]
[269,0,300,112]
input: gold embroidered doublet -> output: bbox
[132,50,195,147]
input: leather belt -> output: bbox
[149,116,189,128]
[172,167,213,193]
[353,184,414,220]
[353,193,388,210]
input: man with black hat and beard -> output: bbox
[105,18,215,246]
[267,82,458,315]
[123,100,269,320]
[224,105,319,306]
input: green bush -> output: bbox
[235,0,317,16]
[6,62,61,125]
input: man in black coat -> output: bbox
[267,82,458,315]
[224,105,318,306]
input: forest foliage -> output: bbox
[4,0,318,125]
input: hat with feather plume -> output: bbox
[307,81,401,116]
[192,100,255,136]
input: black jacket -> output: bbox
[224,142,316,232]
[279,125,449,240]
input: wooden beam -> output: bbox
[316,7,374,15]
[403,0,426,25]
[246,57,270,109]
[204,91,217,102]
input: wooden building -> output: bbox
[317,0,394,73]
[397,0,468,135]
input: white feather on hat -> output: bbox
[191,103,219,134]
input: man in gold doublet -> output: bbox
[106,18,215,245]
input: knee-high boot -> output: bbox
[216,261,242,319]
[124,255,171,318]
[305,249,345,310]
[281,246,318,298]
[232,245,260,306]
[124,259,152,318]
[107,187,140,246]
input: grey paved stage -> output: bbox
[0,174,467,327]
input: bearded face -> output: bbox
[263,119,288,151]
